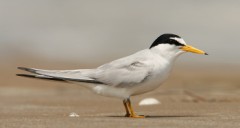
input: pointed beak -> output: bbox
[180,45,208,55]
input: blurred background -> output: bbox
[1,0,240,102]
[1,1,240,126]
[1,0,240,64]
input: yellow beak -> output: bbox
[180,45,208,55]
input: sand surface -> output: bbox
[1,65,240,128]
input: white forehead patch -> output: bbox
[170,37,187,45]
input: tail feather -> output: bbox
[17,67,104,84]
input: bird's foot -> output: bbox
[126,114,145,118]
[130,114,145,118]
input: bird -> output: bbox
[17,33,207,118]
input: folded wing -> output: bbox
[94,58,151,88]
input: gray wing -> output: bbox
[94,57,152,87]
[17,61,151,87]
[17,50,152,87]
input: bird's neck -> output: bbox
[150,45,184,63]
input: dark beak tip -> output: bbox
[204,53,209,55]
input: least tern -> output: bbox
[17,33,207,118]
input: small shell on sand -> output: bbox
[139,98,161,106]
[69,112,80,117]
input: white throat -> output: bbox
[150,44,184,62]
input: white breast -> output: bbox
[129,58,172,96]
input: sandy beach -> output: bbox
[0,65,239,128]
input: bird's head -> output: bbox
[150,34,208,60]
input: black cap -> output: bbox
[150,33,184,49]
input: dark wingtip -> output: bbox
[17,67,28,70]
[16,73,67,82]
[16,74,36,78]
[204,53,209,55]
[17,67,37,73]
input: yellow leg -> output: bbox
[123,98,145,118]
